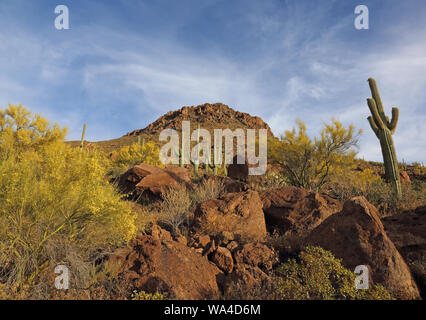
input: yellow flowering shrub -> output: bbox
[114,141,162,167]
[268,119,362,192]
[0,104,136,287]
[109,141,163,178]
[0,104,67,158]
[131,290,166,300]
[325,165,383,202]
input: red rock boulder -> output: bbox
[108,234,221,299]
[194,190,267,242]
[306,196,420,299]
[400,170,411,184]
[227,155,249,182]
[211,247,234,274]
[118,163,192,199]
[260,186,342,237]
[233,242,277,271]
[382,208,426,297]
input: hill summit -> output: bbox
[125,102,274,137]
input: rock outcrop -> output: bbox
[400,170,411,184]
[118,163,191,199]
[233,242,277,271]
[382,207,426,298]
[125,103,274,138]
[194,190,267,242]
[260,186,342,237]
[108,232,221,299]
[227,155,249,182]
[306,196,420,299]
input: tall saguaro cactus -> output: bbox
[193,124,200,175]
[366,78,402,198]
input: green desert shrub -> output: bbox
[131,290,166,300]
[247,171,287,192]
[0,104,136,289]
[277,246,392,300]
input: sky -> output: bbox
[0,0,425,162]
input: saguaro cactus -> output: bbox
[80,123,87,150]
[193,124,200,175]
[179,138,184,168]
[137,136,145,147]
[209,163,218,175]
[366,78,402,198]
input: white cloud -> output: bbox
[0,1,424,162]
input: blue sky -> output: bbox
[0,0,425,162]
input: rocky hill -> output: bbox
[125,102,274,138]
[70,102,274,153]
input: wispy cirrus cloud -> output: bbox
[0,0,425,162]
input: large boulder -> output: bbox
[306,196,420,299]
[233,242,277,271]
[260,186,342,237]
[382,209,426,257]
[118,163,192,199]
[400,170,411,184]
[382,207,426,298]
[217,263,272,299]
[227,155,249,182]
[194,190,267,242]
[108,233,221,299]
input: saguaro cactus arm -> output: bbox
[367,116,379,138]
[367,78,400,132]
[367,98,385,129]
[368,78,386,116]
[389,107,399,134]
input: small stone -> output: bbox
[211,247,234,274]
[197,235,211,248]
[216,231,234,245]
[151,224,173,242]
[175,235,188,246]
[226,241,239,252]
[203,240,216,257]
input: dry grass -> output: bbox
[154,178,226,236]
[157,187,192,235]
[326,178,425,216]
[0,237,132,300]
[191,178,226,204]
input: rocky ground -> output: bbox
[106,162,425,300]
[65,103,425,300]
